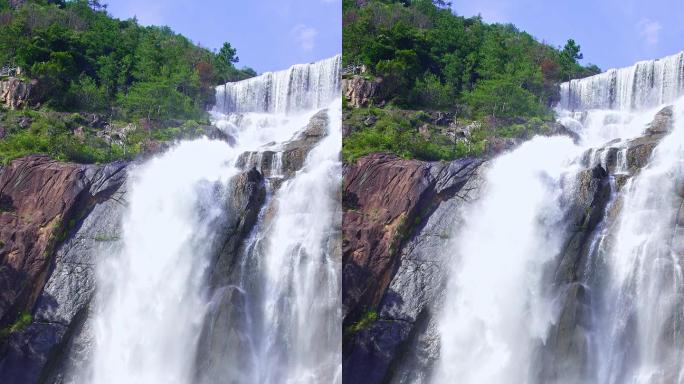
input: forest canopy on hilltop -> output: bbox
[0,0,255,120]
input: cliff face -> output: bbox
[342,153,484,384]
[0,155,126,383]
[0,156,126,325]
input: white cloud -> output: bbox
[291,24,318,52]
[638,18,662,46]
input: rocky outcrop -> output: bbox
[236,109,329,180]
[535,164,611,383]
[1,178,127,384]
[209,169,267,287]
[343,76,384,108]
[0,156,126,326]
[342,154,481,319]
[342,153,484,384]
[0,78,32,110]
[0,156,126,383]
[196,111,330,382]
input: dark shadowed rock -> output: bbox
[537,164,611,383]
[194,287,253,384]
[209,168,267,288]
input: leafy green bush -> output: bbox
[342,0,600,162]
[343,0,600,114]
[0,312,32,341]
[345,310,378,336]
[343,108,485,162]
[0,0,256,120]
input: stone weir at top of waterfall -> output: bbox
[0,55,341,384]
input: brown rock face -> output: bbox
[342,153,482,323]
[0,78,32,110]
[343,154,431,319]
[0,155,126,326]
[342,75,383,108]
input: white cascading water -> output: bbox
[91,139,237,384]
[214,55,341,114]
[433,137,582,383]
[560,51,684,111]
[592,98,684,384]
[255,102,342,383]
[433,50,684,384]
[89,55,341,384]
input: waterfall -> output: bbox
[560,51,684,111]
[88,56,340,384]
[91,139,238,384]
[251,102,342,383]
[590,99,684,384]
[433,52,684,384]
[432,137,581,383]
[214,55,341,114]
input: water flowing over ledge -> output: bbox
[214,55,341,115]
[560,51,684,111]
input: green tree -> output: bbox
[562,39,583,61]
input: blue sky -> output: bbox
[107,0,341,73]
[455,0,684,71]
[106,1,683,73]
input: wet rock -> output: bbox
[204,125,237,146]
[579,106,674,178]
[209,168,267,287]
[548,121,581,143]
[195,287,253,384]
[534,164,610,383]
[646,105,673,135]
[236,110,329,180]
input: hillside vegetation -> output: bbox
[342,0,600,161]
[0,0,254,164]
